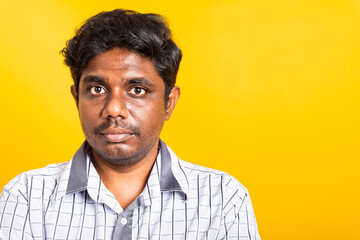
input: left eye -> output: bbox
[89,86,106,95]
[129,87,146,96]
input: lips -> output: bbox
[100,128,134,142]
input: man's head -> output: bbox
[61,9,182,102]
[61,9,182,167]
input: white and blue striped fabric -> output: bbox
[0,140,260,239]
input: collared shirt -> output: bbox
[0,140,260,239]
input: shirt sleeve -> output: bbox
[223,193,261,239]
[217,175,261,240]
[0,176,33,240]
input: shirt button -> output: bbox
[120,217,127,225]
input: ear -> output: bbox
[165,86,180,121]
[70,85,79,108]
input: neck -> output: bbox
[91,142,159,209]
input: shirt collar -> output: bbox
[158,139,183,192]
[66,141,90,195]
[54,139,188,201]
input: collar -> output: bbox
[52,139,188,202]
[158,139,183,192]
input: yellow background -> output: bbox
[1,0,359,239]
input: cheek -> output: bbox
[128,101,166,133]
[78,103,100,129]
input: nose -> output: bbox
[102,92,128,119]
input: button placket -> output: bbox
[120,217,127,226]
[112,210,133,240]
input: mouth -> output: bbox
[100,128,135,143]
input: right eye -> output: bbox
[89,86,106,95]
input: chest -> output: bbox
[29,192,223,240]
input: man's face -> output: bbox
[72,47,179,166]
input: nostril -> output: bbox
[103,97,128,119]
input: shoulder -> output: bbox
[1,162,69,201]
[178,159,249,211]
[179,158,248,191]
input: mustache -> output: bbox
[94,118,140,135]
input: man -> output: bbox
[0,9,260,239]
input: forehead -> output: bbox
[80,48,162,84]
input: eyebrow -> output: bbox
[81,75,155,87]
[82,75,105,85]
[128,78,155,87]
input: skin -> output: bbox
[71,47,180,208]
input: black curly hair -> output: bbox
[60,9,182,100]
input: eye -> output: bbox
[129,87,146,96]
[89,86,106,95]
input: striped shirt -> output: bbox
[0,140,260,239]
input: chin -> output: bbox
[102,144,136,160]
[94,144,146,166]
[89,135,159,167]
